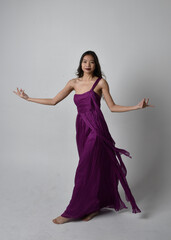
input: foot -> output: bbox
[82,210,100,221]
[52,216,73,224]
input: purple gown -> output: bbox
[61,77,141,219]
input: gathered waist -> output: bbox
[76,105,95,113]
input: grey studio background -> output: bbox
[1,0,171,239]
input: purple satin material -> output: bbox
[61,77,141,219]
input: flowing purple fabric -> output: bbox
[61,77,141,219]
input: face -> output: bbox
[81,55,95,75]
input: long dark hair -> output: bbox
[76,50,106,79]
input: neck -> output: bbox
[82,73,94,81]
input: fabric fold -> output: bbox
[61,77,141,219]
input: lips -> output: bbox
[85,68,91,70]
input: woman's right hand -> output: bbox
[13,88,29,100]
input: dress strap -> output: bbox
[91,77,102,90]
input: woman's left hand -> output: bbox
[136,98,155,109]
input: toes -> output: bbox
[82,212,99,221]
[83,217,91,221]
[52,219,59,224]
[52,216,71,224]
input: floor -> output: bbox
[1,157,170,240]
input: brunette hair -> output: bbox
[76,50,105,78]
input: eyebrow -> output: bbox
[83,59,94,61]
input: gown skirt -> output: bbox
[61,77,141,219]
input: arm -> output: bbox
[13,79,74,106]
[100,79,154,112]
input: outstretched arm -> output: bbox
[13,79,74,106]
[100,79,154,112]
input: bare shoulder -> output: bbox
[65,78,78,89]
[69,77,81,89]
[70,77,79,84]
[99,78,109,89]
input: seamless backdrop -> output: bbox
[1,0,171,240]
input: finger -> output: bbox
[149,104,155,107]
[143,99,146,107]
[18,88,23,96]
[145,103,155,107]
[17,88,21,95]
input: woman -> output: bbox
[13,50,154,224]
